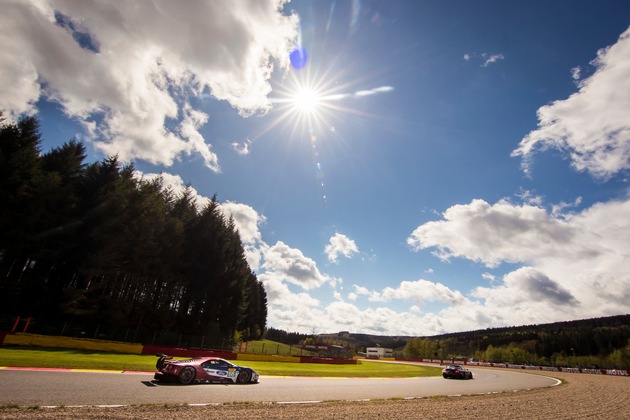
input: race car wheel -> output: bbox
[237,369,251,384]
[178,367,196,385]
[442,373,448,379]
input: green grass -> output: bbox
[0,346,442,378]
[0,346,157,371]
[240,360,441,378]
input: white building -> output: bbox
[366,347,393,358]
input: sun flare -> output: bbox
[268,67,393,140]
[291,87,321,113]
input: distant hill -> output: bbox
[316,331,411,350]
[425,314,630,356]
[314,314,630,355]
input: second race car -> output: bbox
[442,365,473,379]
[154,354,259,385]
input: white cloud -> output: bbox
[353,280,466,308]
[352,285,371,296]
[263,241,335,289]
[220,201,268,270]
[324,232,359,263]
[258,274,320,309]
[266,299,456,336]
[551,196,582,218]
[481,272,497,285]
[515,189,544,206]
[0,0,298,170]
[220,201,266,244]
[351,284,381,302]
[571,66,582,83]
[512,26,630,180]
[407,199,588,268]
[381,280,467,306]
[354,86,394,97]
[407,197,630,326]
[232,139,252,155]
[473,267,577,307]
[136,171,210,210]
[462,52,504,67]
[482,53,505,67]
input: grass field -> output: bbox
[237,360,441,378]
[0,346,442,378]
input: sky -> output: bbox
[2,0,630,336]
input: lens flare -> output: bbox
[290,47,308,70]
[262,64,394,207]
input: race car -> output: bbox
[442,365,473,379]
[154,354,259,385]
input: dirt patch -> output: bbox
[0,370,628,419]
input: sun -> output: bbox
[267,67,385,138]
[291,87,321,114]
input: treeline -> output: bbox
[265,328,409,351]
[265,327,311,345]
[403,314,630,369]
[316,332,409,351]
[0,116,266,344]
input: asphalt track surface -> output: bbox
[0,363,559,407]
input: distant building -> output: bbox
[366,347,393,358]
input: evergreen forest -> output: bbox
[0,116,267,346]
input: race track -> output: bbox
[0,365,558,406]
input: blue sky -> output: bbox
[2,0,630,335]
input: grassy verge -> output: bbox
[240,360,441,378]
[0,346,442,378]
[0,346,156,372]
